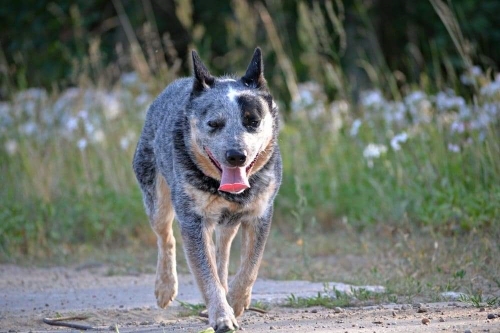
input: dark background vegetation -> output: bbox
[1,0,499,100]
[1,1,499,264]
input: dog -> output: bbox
[132,47,282,332]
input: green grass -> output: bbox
[0,0,499,308]
[176,300,206,317]
[250,300,270,312]
[458,294,500,308]
[277,116,500,232]
[2,0,499,262]
[1,75,499,263]
[285,285,392,308]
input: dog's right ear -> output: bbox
[192,50,215,93]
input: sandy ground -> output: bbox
[1,264,498,333]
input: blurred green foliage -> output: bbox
[1,0,499,98]
[1,0,500,261]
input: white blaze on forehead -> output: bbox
[226,87,240,103]
[218,78,237,82]
[226,87,258,104]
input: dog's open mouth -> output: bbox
[205,147,258,194]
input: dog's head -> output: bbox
[186,48,278,195]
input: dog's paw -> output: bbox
[154,275,178,308]
[213,315,239,333]
[227,291,251,317]
[208,302,239,332]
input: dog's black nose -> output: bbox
[226,149,247,167]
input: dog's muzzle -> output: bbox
[205,147,258,194]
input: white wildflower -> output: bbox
[78,109,89,120]
[0,102,13,130]
[77,138,88,151]
[5,140,18,155]
[54,88,81,115]
[135,93,152,107]
[329,100,349,133]
[350,119,362,137]
[291,82,326,118]
[120,136,130,150]
[119,131,137,151]
[460,66,482,85]
[363,143,387,168]
[447,143,460,153]
[331,100,349,114]
[298,82,321,105]
[450,121,465,133]
[471,66,482,77]
[404,91,432,123]
[298,86,315,106]
[65,116,79,133]
[384,101,406,125]
[460,74,472,86]
[360,90,385,109]
[390,132,408,151]
[292,82,319,111]
[101,93,122,120]
[458,104,472,118]
[482,103,499,117]
[20,122,37,136]
[363,143,387,159]
[91,129,105,144]
[470,112,492,130]
[404,91,427,105]
[435,91,465,111]
[23,100,36,116]
[120,72,140,87]
[14,88,48,103]
[84,121,95,135]
[480,79,500,97]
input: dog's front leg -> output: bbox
[151,175,178,309]
[179,216,239,332]
[216,224,240,293]
[228,213,272,317]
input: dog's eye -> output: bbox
[207,120,224,129]
[249,119,260,127]
[243,112,261,129]
[244,117,260,128]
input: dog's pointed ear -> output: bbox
[241,47,267,89]
[192,50,215,93]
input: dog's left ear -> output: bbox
[192,50,215,93]
[241,47,267,89]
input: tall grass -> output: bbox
[0,85,152,259]
[1,0,499,261]
[278,86,500,231]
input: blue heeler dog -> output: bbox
[132,48,282,332]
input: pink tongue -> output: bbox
[219,166,250,193]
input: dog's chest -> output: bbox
[184,184,273,224]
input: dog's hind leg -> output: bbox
[228,215,272,317]
[133,141,178,308]
[151,174,178,308]
[215,224,240,294]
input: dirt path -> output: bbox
[1,264,498,332]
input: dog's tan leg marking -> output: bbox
[215,224,240,293]
[228,221,269,317]
[181,184,240,331]
[182,222,238,331]
[151,175,178,308]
